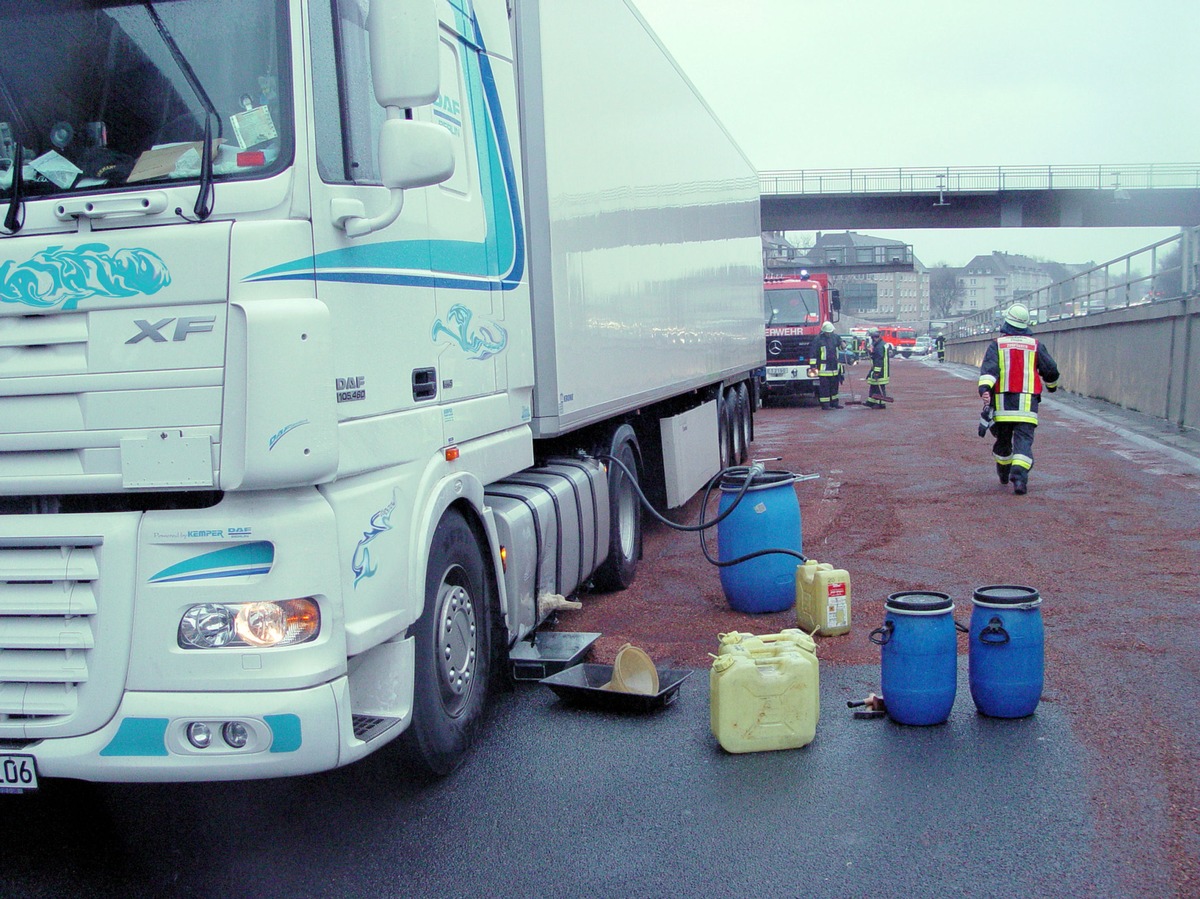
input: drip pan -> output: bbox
[539,663,693,713]
[509,631,600,681]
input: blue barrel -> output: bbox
[869,592,957,726]
[969,585,1044,718]
[716,469,802,614]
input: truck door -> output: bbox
[305,0,439,422]
[424,24,506,406]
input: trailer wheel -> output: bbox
[592,428,641,592]
[717,393,733,470]
[736,382,753,458]
[726,388,746,465]
[400,508,493,776]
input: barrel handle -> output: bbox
[978,616,1010,645]
[868,621,894,646]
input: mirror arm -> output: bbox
[333,106,405,238]
[340,191,405,238]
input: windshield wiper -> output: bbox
[0,81,25,234]
[1,130,22,234]
[143,0,218,221]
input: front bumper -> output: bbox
[25,678,352,783]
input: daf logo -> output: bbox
[768,339,783,356]
[126,316,216,344]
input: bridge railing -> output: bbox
[759,164,1200,196]
[947,226,1200,338]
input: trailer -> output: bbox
[0,0,763,787]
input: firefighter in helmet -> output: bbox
[977,303,1060,495]
[865,328,889,409]
[815,321,842,410]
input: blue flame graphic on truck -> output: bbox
[352,490,399,587]
[432,303,508,360]
[1,243,170,311]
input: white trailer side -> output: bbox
[513,0,765,438]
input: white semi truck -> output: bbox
[0,0,763,787]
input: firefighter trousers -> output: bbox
[992,421,1036,476]
[818,373,840,407]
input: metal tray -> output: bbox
[539,663,693,713]
[509,631,600,681]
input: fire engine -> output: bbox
[760,272,841,403]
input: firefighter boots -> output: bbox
[996,464,1010,485]
[1011,473,1028,495]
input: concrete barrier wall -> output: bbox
[946,296,1200,433]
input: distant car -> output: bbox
[912,336,933,356]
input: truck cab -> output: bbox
[760,271,840,404]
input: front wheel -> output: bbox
[400,508,494,776]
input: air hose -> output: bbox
[599,454,814,569]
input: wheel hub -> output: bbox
[436,578,478,713]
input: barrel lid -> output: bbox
[973,584,1040,606]
[885,590,953,613]
[719,468,797,492]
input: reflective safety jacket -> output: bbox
[978,330,1060,424]
[867,337,889,385]
[815,332,841,376]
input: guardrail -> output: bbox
[759,164,1200,196]
[948,226,1200,338]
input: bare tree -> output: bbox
[1155,244,1182,298]
[929,265,964,319]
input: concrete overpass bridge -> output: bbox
[760,163,1200,231]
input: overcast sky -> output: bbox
[632,0,1199,267]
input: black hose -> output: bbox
[598,454,808,569]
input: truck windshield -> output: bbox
[0,0,290,203]
[764,287,820,326]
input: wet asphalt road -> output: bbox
[3,662,1121,899]
[5,357,1198,898]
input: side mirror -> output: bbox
[368,0,440,108]
[335,0,453,239]
[335,119,454,237]
[379,118,454,190]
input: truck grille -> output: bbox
[0,541,100,723]
[766,334,815,361]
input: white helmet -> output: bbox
[1004,303,1031,329]
[821,321,835,333]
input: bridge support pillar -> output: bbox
[1000,195,1023,227]
[1183,226,1199,296]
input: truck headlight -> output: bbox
[178,599,320,649]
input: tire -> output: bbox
[591,428,641,592]
[729,381,748,456]
[400,508,493,776]
[717,394,733,471]
[726,388,745,466]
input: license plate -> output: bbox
[0,754,39,794]
[766,366,798,379]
